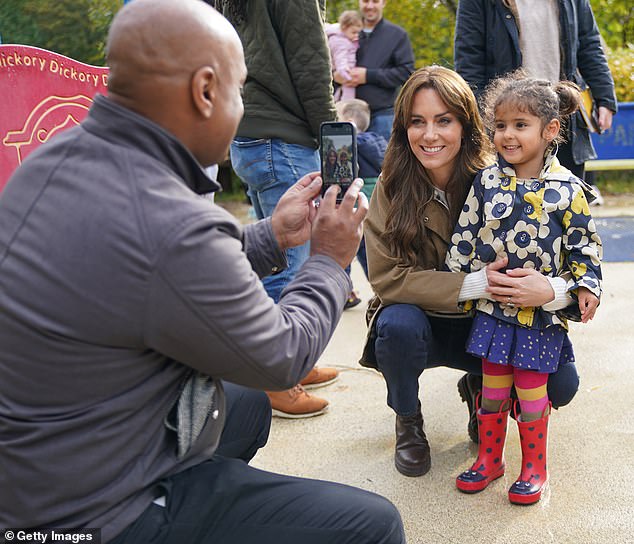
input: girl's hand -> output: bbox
[577,287,600,323]
[486,258,555,308]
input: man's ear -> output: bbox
[192,66,215,118]
[543,118,560,143]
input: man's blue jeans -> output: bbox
[368,108,394,143]
[230,138,319,303]
[374,304,580,417]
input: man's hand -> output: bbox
[271,172,322,250]
[486,257,555,308]
[349,67,367,86]
[310,178,368,269]
[577,286,599,323]
[598,106,613,133]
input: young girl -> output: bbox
[445,77,603,504]
[325,11,363,101]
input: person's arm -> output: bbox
[575,0,617,116]
[561,183,603,307]
[362,28,414,90]
[143,180,366,392]
[242,219,287,279]
[329,34,353,79]
[365,180,466,313]
[273,0,336,139]
[454,0,488,97]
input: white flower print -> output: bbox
[564,227,590,250]
[446,230,477,270]
[484,193,513,220]
[482,168,503,189]
[458,191,480,228]
[505,221,538,260]
[476,299,496,315]
[541,182,572,212]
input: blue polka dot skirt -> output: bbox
[466,312,575,373]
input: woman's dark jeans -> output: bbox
[374,304,580,417]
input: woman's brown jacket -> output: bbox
[360,177,468,368]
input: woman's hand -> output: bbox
[485,257,555,308]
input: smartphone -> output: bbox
[320,121,358,202]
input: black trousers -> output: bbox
[110,382,405,544]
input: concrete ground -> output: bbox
[249,199,634,544]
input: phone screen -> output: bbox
[320,122,358,202]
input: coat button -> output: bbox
[506,14,512,19]
[423,216,429,223]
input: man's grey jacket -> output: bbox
[0,95,350,541]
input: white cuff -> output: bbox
[542,276,573,311]
[458,269,492,302]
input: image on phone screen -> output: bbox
[320,122,357,202]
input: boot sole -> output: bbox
[271,405,329,419]
[509,482,547,505]
[456,466,505,493]
[395,457,431,477]
[300,376,339,390]
[457,377,479,444]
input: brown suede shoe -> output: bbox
[394,404,431,477]
[266,385,329,419]
[299,366,339,390]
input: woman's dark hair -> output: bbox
[482,73,581,146]
[381,65,490,266]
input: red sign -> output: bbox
[0,45,108,191]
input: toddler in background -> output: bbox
[336,98,388,308]
[325,11,363,101]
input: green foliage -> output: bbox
[591,0,634,49]
[0,0,122,66]
[607,45,634,102]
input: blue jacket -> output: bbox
[454,0,617,164]
[356,18,415,113]
[357,131,387,179]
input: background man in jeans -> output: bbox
[214,0,340,417]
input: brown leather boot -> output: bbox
[394,403,431,477]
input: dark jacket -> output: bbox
[356,18,415,113]
[357,131,387,179]
[218,0,336,149]
[0,95,350,540]
[454,0,618,164]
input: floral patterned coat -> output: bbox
[445,153,603,330]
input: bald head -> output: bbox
[108,0,238,97]
[106,0,246,165]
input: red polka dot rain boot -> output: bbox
[508,402,551,505]
[456,397,511,493]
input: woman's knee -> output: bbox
[547,360,580,409]
[376,304,431,346]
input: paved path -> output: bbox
[254,261,634,544]
[596,216,634,262]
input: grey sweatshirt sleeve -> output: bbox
[143,213,351,390]
[242,218,288,279]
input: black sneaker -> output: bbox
[344,290,362,310]
[457,373,482,444]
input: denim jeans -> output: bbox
[368,108,394,143]
[374,304,579,417]
[230,138,319,303]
